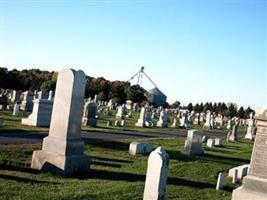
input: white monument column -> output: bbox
[31,68,90,175]
[232,109,267,199]
[143,147,169,200]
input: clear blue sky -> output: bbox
[0,0,266,109]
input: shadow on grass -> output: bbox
[0,162,40,174]
[91,161,122,168]
[90,156,133,164]
[0,174,60,185]
[83,139,129,151]
[75,169,235,192]
[198,153,250,165]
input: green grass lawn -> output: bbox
[0,137,253,200]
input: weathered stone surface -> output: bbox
[232,109,267,200]
[182,129,204,155]
[21,99,53,127]
[143,147,169,200]
[31,69,90,175]
[129,142,152,155]
[216,172,225,190]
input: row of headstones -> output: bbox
[20,68,267,200]
[129,131,250,198]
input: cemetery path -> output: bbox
[0,130,245,146]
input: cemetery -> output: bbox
[0,1,264,199]
[0,68,259,200]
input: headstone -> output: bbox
[207,138,215,148]
[21,99,53,127]
[183,129,204,155]
[203,111,211,129]
[229,122,238,142]
[121,119,125,127]
[214,138,222,146]
[216,172,225,190]
[94,94,98,103]
[20,90,34,112]
[228,164,250,180]
[245,113,256,140]
[135,107,147,127]
[11,90,21,103]
[232,109,267,199]
[129,142,153,155]
[82,101,97,127]
[37,91,49,100]
[157,110,168,128]
[171,118,178,128]
[13,102,20,116]
[143,147,169,200]
[125,100,132,110]
[31,68,90,175]
[232,169,238,184]
[202,135,208,143]
[48,90,54,100]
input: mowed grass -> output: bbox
[0,137,253,200]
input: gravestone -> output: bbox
[183,129,204,155]
[37,91,49,100]
[31,69,90,175]
[228,164,249,180]
[216,172,225,190]
[204,111,211,129]
[214,138,222,146]
[207,138,215,148]
[20,90,34,112]
[245,113,256,140]
[230,121,238,142]
[13,102,20,116]
[143,147,169,200]
[82,101,97,127]
[232,169,238,184]
[11,90,20,103]
[232,109,267,200]
[171,118,178,128]
[21,99,53,127]
[157,110,168,128]
[135,107,147,127]
[129,142,153,155]
[48,90,54,100]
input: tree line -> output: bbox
[0,67,255,118]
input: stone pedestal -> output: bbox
[21,99,53,127]
[232,109,267,200]
[31,69,90,175]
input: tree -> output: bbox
[237,106,245,118]
[170,101,180,108]
[187,103,193,112]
